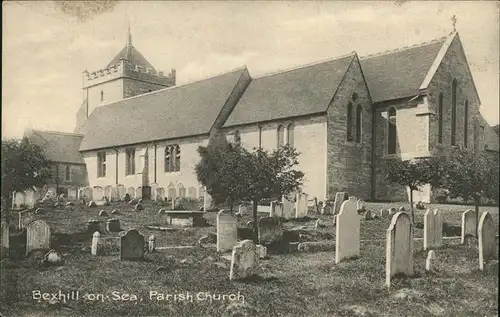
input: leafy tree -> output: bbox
[386,157,444,223]
[1,137,52,221]
[440,146,499,235]
[196,135,304,241]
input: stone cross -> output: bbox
[385,212,413,288]
[335,196,360,264]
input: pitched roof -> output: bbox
[223,54,355,127]
[360,38,447,103]
[106,43,155,70]
[79,68,248,151]
[26,130,84,164]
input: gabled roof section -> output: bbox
[25,130,84,164]
[106,44,155,70]
[79,67,249,151]
[360,37,447,103]
[223,53,355,127]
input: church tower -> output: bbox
[75,26,175,133]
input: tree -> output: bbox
[195,136,304,241]
[386,157,444,223]
[440,146,499,235]
[1,137,52,221]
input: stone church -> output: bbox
[29,30,500,203]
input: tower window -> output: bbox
[355,105,362,143]
[125,148,136,175]
[277,125,285,148]
[65,166,71,181]
[97,152,106,178]
[286,123,294,146]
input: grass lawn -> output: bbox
[1,201,498,317]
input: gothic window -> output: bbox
[178,184,186,198]
[65,166,71,181]
[286,123,294,146]
[97,152,106,177]
[164,146,172,172]
[464,100,468,148]
[347,102,353,141]
[100,90,104,102]
[451,79,457,145]
[438,92,444,144]
[234,130,241,146]
[355,105,362,143]
[387,107,397,154]
[277,125,285,148]
[125,148,136,175]
[174,145,181,172]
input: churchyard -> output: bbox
[0,196,498,317]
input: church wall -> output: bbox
[326,56,372,200]
[225,115,328,200]
[123,78,169,99]
[86,78,124,117]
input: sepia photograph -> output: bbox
[1,1,499,316]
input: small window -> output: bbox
[65,166,71,181]
[438,92,444,144]
[464,100,468,148]
[387,108,397,154]
[347,102,353,141]
[234,130,241,146]
[277,125,285,148]
[165,146,172,172]
[100,90,104,102]
[174,145,181,172]
[125,148,136,175]
[355,105,362,143]
[286,123,294,146]
[97,152,106,177]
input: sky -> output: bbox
[2,1,499,138]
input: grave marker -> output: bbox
[333,192,349,215]
[26,220,51,255]
[335,197,360,263]
[1,221,9,257]
[295,193,308,218]
[258,217,283,245]
[217,210,237,252]
[424,209,443,250]
[461,209,477,244]
[385,212,413,287]
[478,212,496,271]
[270,201,283,218]
[281,196,295,219]
[120,229,145,260]
[229,240,259,280]
[425,250,436,271]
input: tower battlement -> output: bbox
[83,60,175,88]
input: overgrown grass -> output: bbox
[1,201,498,317]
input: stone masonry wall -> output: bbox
[123,78,169,99]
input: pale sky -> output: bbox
[2,1,499,138]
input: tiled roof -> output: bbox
[26,130,84,164]
[360,39,446,103]
[106,44,155,70]
[224,54,355,127]
[79,68,248,151]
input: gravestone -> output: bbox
[379,208,389,218]
[333,192,349,215]
[148,235,156,253]
[423,209,443,250]
[258,217,283,245]
[18,211,35,230]
[217,210,238,252]
[256,244,267,259]
[120,229,145,260]
[461,209,477,244]
[127,187,135,199]
[229,240,259,281]
[110,187,118,201]
[117,185,126,200]
[26,220,51,256]
[335,197,360,263]
[93,186,104,201]
[156,187,165,201]
[1,221,9,257]
[321,202,333,215]
[91,231,100,256]
[281,196,295,219]
[364,210,372,220]
[270,201,283,218]
[295,193,308,218]
[385,212,413,288]
[238,203,250,215]
[478,212,496,271]
[357,199,365,212]
[86,219,100,233]
[106,218,121,232]
[135,187,143,200]
[425,250,436,271]
[104,186,112,200]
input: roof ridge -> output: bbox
[360,36,448,60]
[31,129,84,137]
[252,52,356,79]
[92,66,248,112]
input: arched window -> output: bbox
[347,102,353,141]
[164,146,172,172]
[355,105,362,143]
[174,145,181,172]
[286,123,294,146]
[234,130,241,146]
[277,125,285,148]
[438,92,444,144]
[464,100,468,148]
[451,79,457,145]
[387,107,397,154]
[65,166,71,181]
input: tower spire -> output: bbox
[127,16,132,47]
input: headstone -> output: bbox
[26,220,51,255]
[156,187,165,201]
[281,196,295,219]
[158,208,166,215]
[357,199,365,212]
[295,193,308,218]
[135,187,142,200]
[364,210,372,220]
[217,210,238,252]
[238,203,250,215]
[399,206,405,212]
[321,202,333,215]
[1,221,9,257]
[93,186,104,201]
[135,203,144,211]
[389,207,397,215]
[269,201,283,218]
[117,185,126,200]
[246,221,254,228]
[88,201,97,208]
[258,217,283,245]
[335,197,360,263]
[110,209,118,215]
[148,235,156,253]
[379,208,389,218]
[106,218,121,232]
[86,219,100,233]
[229,240,259,281]
[256,244,267,259]
[127,187,135,199]
[333,192,349,215]
[461,209,477,243]
[104,186,112,200]
[425,250,436,271]
[99,210,108,217]
[385,212,413,288]
[91,231,100,255]
[120,229,145,260]
[423,209,443,250]
[478,212,496,271]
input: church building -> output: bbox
[39,29,500,203]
